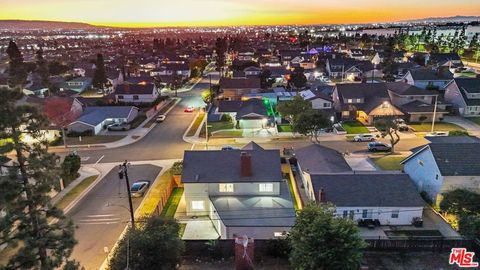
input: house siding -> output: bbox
[403,148,444,202]
[226,226,291,239]
[207,182,280,196]
[335,206,423,226]
[444,81,468,115]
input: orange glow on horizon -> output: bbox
[0,0,479,27]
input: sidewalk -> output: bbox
[443,115,480,133]
[50,98,181,152]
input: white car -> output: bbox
[425,131,449,137]
[353,134,376,142]
[156,115,166,122]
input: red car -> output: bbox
[184,106,194,113]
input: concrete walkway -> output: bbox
[443,116,480,132]
[345,155,378,171]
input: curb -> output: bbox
[63,166,103,214]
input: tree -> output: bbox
[288,67,307,90]
[440,189,480,217]
[259,70,274,89]
[382,37,398,82]
[189,59,208,78]
[48,61,70,76]
[276,96,311,125]
[293,109,331,143]
[44,97,80,148]
[109,216,184,270]
[92,53,107,89]
[215,37,228,76]
[60,153,81,188]
[374,117,401,153]
[6,40,27,87]
[289,203,367,270]
[36,49,50,90]
[0,87,79,269]
[201,89,214,104]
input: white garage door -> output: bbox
[240,119,264,129]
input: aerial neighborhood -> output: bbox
[1,14,480,270]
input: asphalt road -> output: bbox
[68,164,162,270]
[77,74,215,164]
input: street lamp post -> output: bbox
[431,95,438,133]
[118,160,135,229]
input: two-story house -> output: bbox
[402,136,480,203]
[402,68,453,90]
[332,83,404,124]
[62,77,93,93]
[182,142,296,239]
[444,78,480,116]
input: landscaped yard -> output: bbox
[342,120,369,134]
[370,155,407,171]
[199,121,236,138]
[160,187,184,218]
[277,124,293,133]
[54,175,99,210]
[409,122,465,132]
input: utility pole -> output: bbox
[118,160,135,229]
[205,109,209,150]
[431,95,438,133]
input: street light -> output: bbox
[118,160,135,229]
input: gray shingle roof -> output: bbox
[76,106,136,126]
[409,68,453,81]
[115,83,155,95]
[236,98,268,120]
[210,181,296,227]
[310,173,425,207]
[426,143,480,176]
[452,78,480,106]
[182,147,282,183]
[386,82,437,96]
[294,144,351,174]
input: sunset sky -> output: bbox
[0,0,479,27]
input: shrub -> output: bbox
[60,153,81,188]
[220,114,232,122]
[67,129,94,137]
[264,238,290,258]
[449,130,469,137]
[171,161,183,175]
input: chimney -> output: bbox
[240,152,252,177]
[318,188,326,203]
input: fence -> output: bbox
[364,237,476,252]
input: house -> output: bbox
[298,90,336,122]
[402,68,453,90]
[67,106,138,135]
[444,78,480,116]
[326,58,375,81]
[217,98,269,129]
[62,77,93,93]
[308,173,425,226]
[386,82,447,122]
[293,144,352,198]
[402,137,480,203]
[428,53,463,69]
[333,83,404,124]
[151,63,190,78]
[115,83,158,104]
[181,142,296,239]
[243,66,262,77]
[219,77,261,100]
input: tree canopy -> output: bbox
[293,109,331,143]
[109,216,184,270]
[289,203,367,270]
[276,96,311,125]
[374,117,401,152]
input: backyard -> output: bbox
[160,187,184,218]
[370,155,407,171]
[342,120,369,134]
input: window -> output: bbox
[347,99,353,103]
[343,210,348,218]
[219,184,234,192]
[133,95,139,100]
[435,174,439,180]
[349,210,355,220]
[323,103,330,108]
[259,183,273,192]
[362,209,368,218]
[342,111,350,116]
[274,231,287,237]
[356,98,362,103]
[391,210,399,218]
[118,95,124,99]
[191,201,204,210]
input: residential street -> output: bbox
[68,164,162,270]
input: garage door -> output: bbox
[239,119,264,129]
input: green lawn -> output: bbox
[370,155,406,171]
[54,175,99,210]
[186,113,205,137]
[209,121,234,132]
[160,188,184,218]
[285,173,299,211]
[342,120,369,134]
[199,121,237,138]
[409,122,465,132]
[277,124,293,133]
[211,130,243,138]
[467,117,480,126]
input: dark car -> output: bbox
[130,180,151,197]
[367,142,392,152]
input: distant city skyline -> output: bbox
[0,0,479,27]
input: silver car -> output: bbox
[353,134,376,142]
[130,180,151,197]
[107,123,131,131]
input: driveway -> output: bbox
[443,116,480,132]
[68,164,162,270]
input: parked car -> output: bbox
[107,123,131,131]
[184,106,194,113]
[395,119,410,131]
[156,115,166,122]
[368,142,392,152]
[353,134,376,142]
[130,180,151,197]
[425,131,449,137]
[221,145,239,151]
